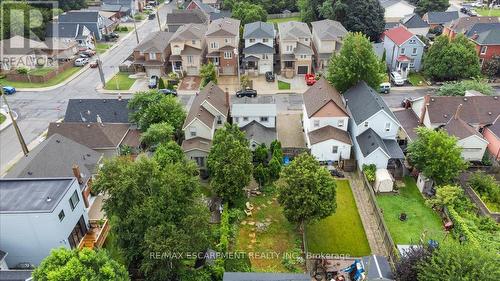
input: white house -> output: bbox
[378,0,415,19]
[232,103,277,150]
[0,178,89,267]
[383,26,425,75]
[242,21,275,75]
[344,81,404,170]
[302,78,352,163]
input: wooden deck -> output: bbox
[78,219,110,250]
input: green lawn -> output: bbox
[408,72,427,86]
[267,17,301,24]
[475,8,500,17]
[30,67,54,76]
[104,72,136,90]
[0,114,6,125]
[0,67,81,88]
[96,43,111,54]
[306,180,371,256]
[376,177,445,245]
[278,80,291,90]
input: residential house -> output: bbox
[373,42,385,60]
[47,122,141,157]
[132,31,173,77]
[464,23,500,66]
[63,98,132,124]
[242,21,275,75]
[311,19,348,71]
[0,178,89,267]
[442,16,499,39]
[165,9,209,32]
[378,0,415,19]
[98,4,131,17]
[302,78,352,163]
[56,11,114,41]
[400,14,429,37]
[0,264,32,281]
[0,36,48,71]
[232,103,277,149]
[422,11,459,29]
[344,81,404,171]
[205,18,241,76]
[102,0,143,15]
[277,21,313,77]
[483,116,500,161]
[43,39,79,60]
[201,0,221,9]
[46,22,94,49]
[181,82,229,170]
[184,0,231,21]
[169,23,207,76]
[382,26,425,75]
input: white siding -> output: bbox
[309,139,352,162]
[184,119,213,140]
[244,37,273,49]
[457,135,488,162]
[356,111,399,139]
[233,115,276,128]
[306,116,349,133]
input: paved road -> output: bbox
[0,2,175,173]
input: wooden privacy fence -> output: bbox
[6,59,75,83]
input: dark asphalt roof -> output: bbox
[385,22,399,30]
[393,109,420,140]
[443,116,483,140]
[243,21,274,39]
[58,11,99,23]
[46,22,80,38]
[0,250,6,261]
[47,123,134,149]
[223,272,310,281]
[166,9,208,25]
[241,121,277,148]
[356,128,403,158]
[6,134,102,187]
[0,178,76,213]
[425,11,459,25]
[487,116,500,138]
[308,125,352,145]
[64,98,131,123]
[0,270,33,281]
[466,23,500,45]
[425,96,500,125]
[344,81,397,125]
[401,14,429,29]
[243,43,274,54]
[134,31,173,53]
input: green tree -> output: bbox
[140,122,174,148]
[297,0,319,23]
[93,156,210,280]
[407,127,468,185]
[415,0,449,16]
[128,91,186,132]
[268,156,283,182]
[33,248,129,281]
[483,55,500,78]
[437,78,494,96]
[232,2,267,25]
[254,143,269,164]
[153,141,186,167]
[327,32,385,92]
[208,124,253,206]
[277,153,336,226]
[57,0,87,11]
[417,241,499,281]
[426,185,472,213]
[423,35,481,81]
[200,63,218,88]
[254,163,269,187]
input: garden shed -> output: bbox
[374,169,394,193]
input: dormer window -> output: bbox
[409,39,416,44]
[480,46,487,55]
[217,116,223,125]
[286,45,293,52]
[263,38,269,43]
[190,127,197,137]
[149,53,156,60]
[364,121,369,127]
[338,119,344,127]
[249,38,255,43]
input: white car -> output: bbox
[470,1,484,7]
[144,5,154,10]
[74,58,89,66]
[390,72,405,86]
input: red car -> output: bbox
[305,73,316,86]
[90,60,99,68]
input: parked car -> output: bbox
[159,89,177,96]
[470,1,484,7]
[79,53,90,58]
[2,86,16,95]
[148,75,159,89]
[379,82,391,94]
[390,71,405,86]
[74,58,89,66]
[330,169,345,178]
[265,71,275,82]
[109,32,119,39]
[148,13,156,20]
[236,88,257,98]
[148,0,157,6]
[89,60,99,68]
[468,9,478,16]
[305,73,316,86]
[81,50,95,57]
[144,5,154,10]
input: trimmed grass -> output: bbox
[0,113,6,125]
[104,72,136,90]
[96,43,111,54]
[30,67,54,76]
[0,67,81,88]
[234,192,303,272]
[376,177,445,245]
[475,8,500,17]
[278,80,291,90]
[408,72,427,86]
[267,17,301,24]
[306,180,371,256]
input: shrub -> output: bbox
[437,78,493,96]
[446,207,480,248]
[16,67,29,75]
[467,172,500,206]
[363,164,376,182]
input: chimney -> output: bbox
[419,94,430,125]
[72,164,83,184]
[454,104,463,120]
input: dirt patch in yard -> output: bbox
[277,113,306,148]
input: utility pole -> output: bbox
[133,14,140,44]
[93,33,106,87]
[0,86,29,156]
[156,7,162,31]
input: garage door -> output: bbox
[146,67,161,77]
[222,66,235,75]
[186,66,198,76]
[297,66,308,74]
[259,63,272,74]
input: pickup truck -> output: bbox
[305,73,316,86]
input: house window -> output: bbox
[364,121,369,127]
[314,120,320,127]
[58,210,65,221]
[193,157,205,167]
[409,39,416,44]
[400,48,405,54]
[286,45,293,52]
[190,127,197,137]
[187,56,193,63]
[410,58,415,67]
[234,117,239,123]
[480,46,487,55]
[69,190,80,211]
[225,38,230,44]
[260,116,268,122]
[224,51,232,59]
[263,38,269,43]
[300,54,307,59]
[412,48,417,54]
[149,53,156,60]
[284,61,293,68]
[249,38,255,43]
[210,42,219,49]
[385,122,391,132]
[262,54,269,60]
[332,146,338,154]
[304,38,309,42]
[338,119,344,127]
[192,40,196,45]
[217,116,223,125]
[243,117,249,121]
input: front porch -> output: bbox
[395,55,411,78]
[170,55,183,76]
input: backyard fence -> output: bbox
[268,12,301,19]
[361,174,399,269]
[6,59,75,83]
[463,186,500,223]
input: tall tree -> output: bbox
[140,122,174,149]
[200,63,218,87]
[277,153,336,227]
[415,0,450,16]
[57,0,87,11]
[423,35,481,81]
[207,124,253,206]
[93,156,210,280]
[128,91,186,132]
[153,141,186,167]
[232,2,267,25]
[33,248,129,281]
[407,127,468,185]
[327,32,385,92]
[395,245,433,281]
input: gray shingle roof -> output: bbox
[278,21,311,41]
[243,43,274,54]
[166,9,208,25]
[344,81,398,125]
[58,11,99,23]
[294,42,313,55]
[311,19,347,41]
[308,125,352,145]
[181,137,212,152]
[183,82,228,129]
[0,270,33,281]
[171,23,207,41]
[64,98,131,123]
[303,77,347,118]
[134,31,173,53]
[187,0,218,14]
[443,116,483,140]
[241,121,277,148]
[356,128,403,158]
[47,123,134,149]
[425,11,459,25]
[45,22,80,38]
[378,0,412,8]
[243,21,274,39]
[223,272,310,281]
[446,16,499,34]
[466,23,500,45]
[401,14,429,29]
[206,17,240,37]
[393,109,419,140]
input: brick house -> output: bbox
[205,18,240,76]
[132,31,173,77]
[464,23,500,67]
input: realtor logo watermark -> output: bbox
[0,1,58,70]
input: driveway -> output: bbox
[217,75,239,94]
[178,76,201,93]
[276,113,306,148]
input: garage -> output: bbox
[146,67,161,78]
[186,66,198,76]
[259,63,272,74]
[222,66,235,75]
[297,65,308,75]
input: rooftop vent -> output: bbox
[27,171,33,175]
[463,97,468,101]
[488,112,492,115]
[56,139,61,143]
[46,197,52,203]
[444,114,448,118]
[431,98,435,102]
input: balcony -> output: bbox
[78,219,110,250]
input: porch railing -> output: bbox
[78,219,110,250]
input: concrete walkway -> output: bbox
[347,172,388,256]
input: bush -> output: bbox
[158,77,166,89]
[446,207,480,247]
[467,172,500,206]
[437,78,493,96]
[363,164,376,182]
[16,67,29,75]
